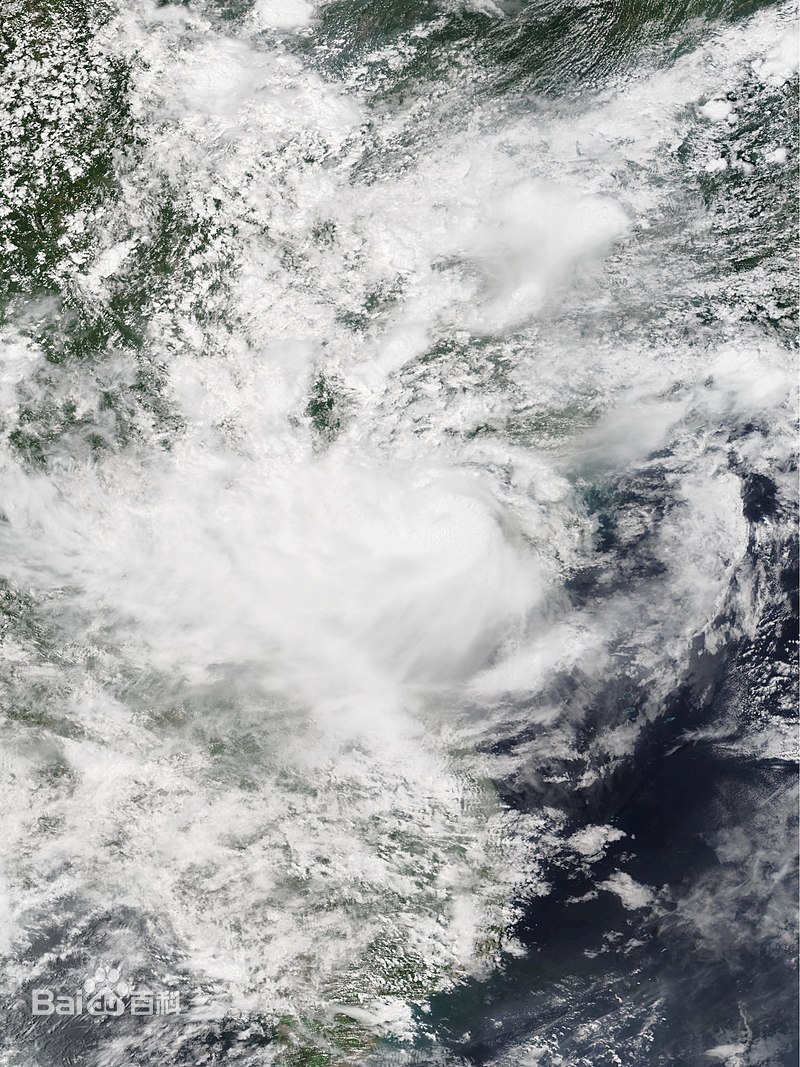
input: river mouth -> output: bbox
[0,1,797,1065]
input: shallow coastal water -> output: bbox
[0,1,797,1064]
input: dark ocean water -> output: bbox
[423,494,799,1065]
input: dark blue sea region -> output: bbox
[424,466,798,1065]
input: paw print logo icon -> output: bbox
[83,966,130,1015]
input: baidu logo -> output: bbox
[31,964,181,1018]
